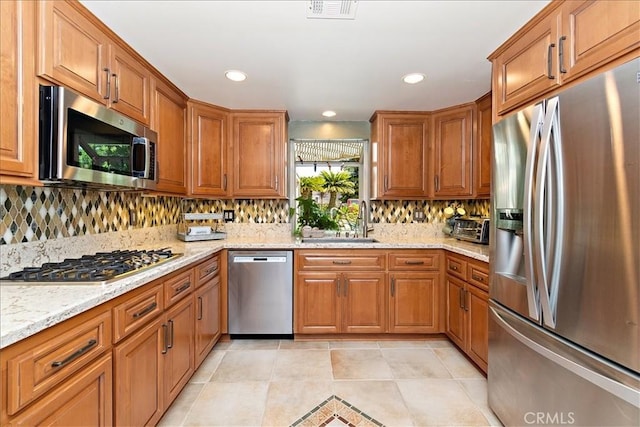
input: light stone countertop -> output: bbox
[0,229,489,349]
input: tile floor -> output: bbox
[158,339,503,427]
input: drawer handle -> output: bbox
[472,274,485,282]
[168,319,174,349]
[450,265,459,271]
[197,296,203,320]
[547,43,556,79]
[174,282,191,295]
[405,260,425,265]
[162,324,169,354]
[103,68,111,99]
[332,260,352,265]
[204,266,218,276]
[51,339,97,368]
[133,302,157,318]
[391,276,396,297]
[558,36,567,74]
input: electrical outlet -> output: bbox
[129,208,137,227]
[413,211,426,222]
[223,210,235,222]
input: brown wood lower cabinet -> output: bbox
[9,354,112,427]
[445,253,489,372]
[113,316,164,426]
[295,271,386,334]
[163,295,195,407]
[389,271,441,333]
[194,275,221,368]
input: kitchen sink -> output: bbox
[301,237,379,243]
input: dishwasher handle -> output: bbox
[232,256,288,263]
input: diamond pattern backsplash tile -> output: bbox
[0,185,489,245]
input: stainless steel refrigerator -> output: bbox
[489,57,639,426]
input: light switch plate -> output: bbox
[223,210,235,222]
[413,211,426,222]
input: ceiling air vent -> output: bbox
[307,0,358,20]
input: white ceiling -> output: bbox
[79,0,549,121]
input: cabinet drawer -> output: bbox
[196,255,220,288]
[165,269,194,307]
[388,251,440,271]
[113,283,163,343]
[468,262,489,292]
[6,309,111,415]
[297,251,386,271]
[445,255,468,280]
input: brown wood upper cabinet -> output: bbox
[432,104,474,198]
[490,0,639,117]
[0,0,39,185]
[188,101,230,197]
[37,0,151,125]
[151,77,188,194]
[231,111,288,198]
[474,93,492,198]
[370,112,430,199]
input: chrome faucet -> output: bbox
[358,200,372,238]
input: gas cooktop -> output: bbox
[0,248,182,286]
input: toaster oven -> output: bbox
[451,217,490,244]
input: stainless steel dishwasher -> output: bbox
[228,250,293,336]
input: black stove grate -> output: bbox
[3,248,177,283]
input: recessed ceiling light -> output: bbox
[322,110,337,118]
[402,73,426,84]
[225,70,247,82]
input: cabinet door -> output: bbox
[152,78,187,194]
[466,284,489,373]
[559,0,640,84]
[445,276,466,350]
[9,354,112,427]
[0,0,37,183]
[376,115,429,198]
[194,276,221,368]
[232,112,287,198]
[113,316,164,427]
[389,272,440,334]
[109,44,150,125]
[474,93,492,198]
[189,102,229,197]
[38,0,109,103]
[432,105,473,198]
[295,273,340,334]
[342,272,386,334]
[492,8,561,115]
[164,295,194,407]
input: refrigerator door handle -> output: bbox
[538,96,565,328]
[491,305,640,408]
[523,103,545,321]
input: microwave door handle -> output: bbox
[523,103,545,322]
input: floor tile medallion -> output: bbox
[290,395,385,427]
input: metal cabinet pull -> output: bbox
[434,175,440,192]
[405,260,424,265]
[391,276,396,297]
[558,36,567,74]
[51,339,97,368]
[197,296,203,320]
[335,278,340,295]
[205,266,218,276]
[112,73,119,102]
[103,68,111,99]
[459,287,465,309]
[464,290,469,311]
[547,43,556,79]
[174,282,190,295]
[332,260,352,265]
[133,302,157,318]
[471,274,484,282]
[275,175,279,192]
[384,175,388,192]
[450,265,458,271]
[168,319,174,349]
[223,174,227,191]
[343,275,348,297]
[162,324,169,354]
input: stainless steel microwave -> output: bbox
[39,85,157,190]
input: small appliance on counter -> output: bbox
[451,217,490,244]
[177,200,226,242]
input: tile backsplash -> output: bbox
[0,185,489,245]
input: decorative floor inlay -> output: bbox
[290,395,385,427]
